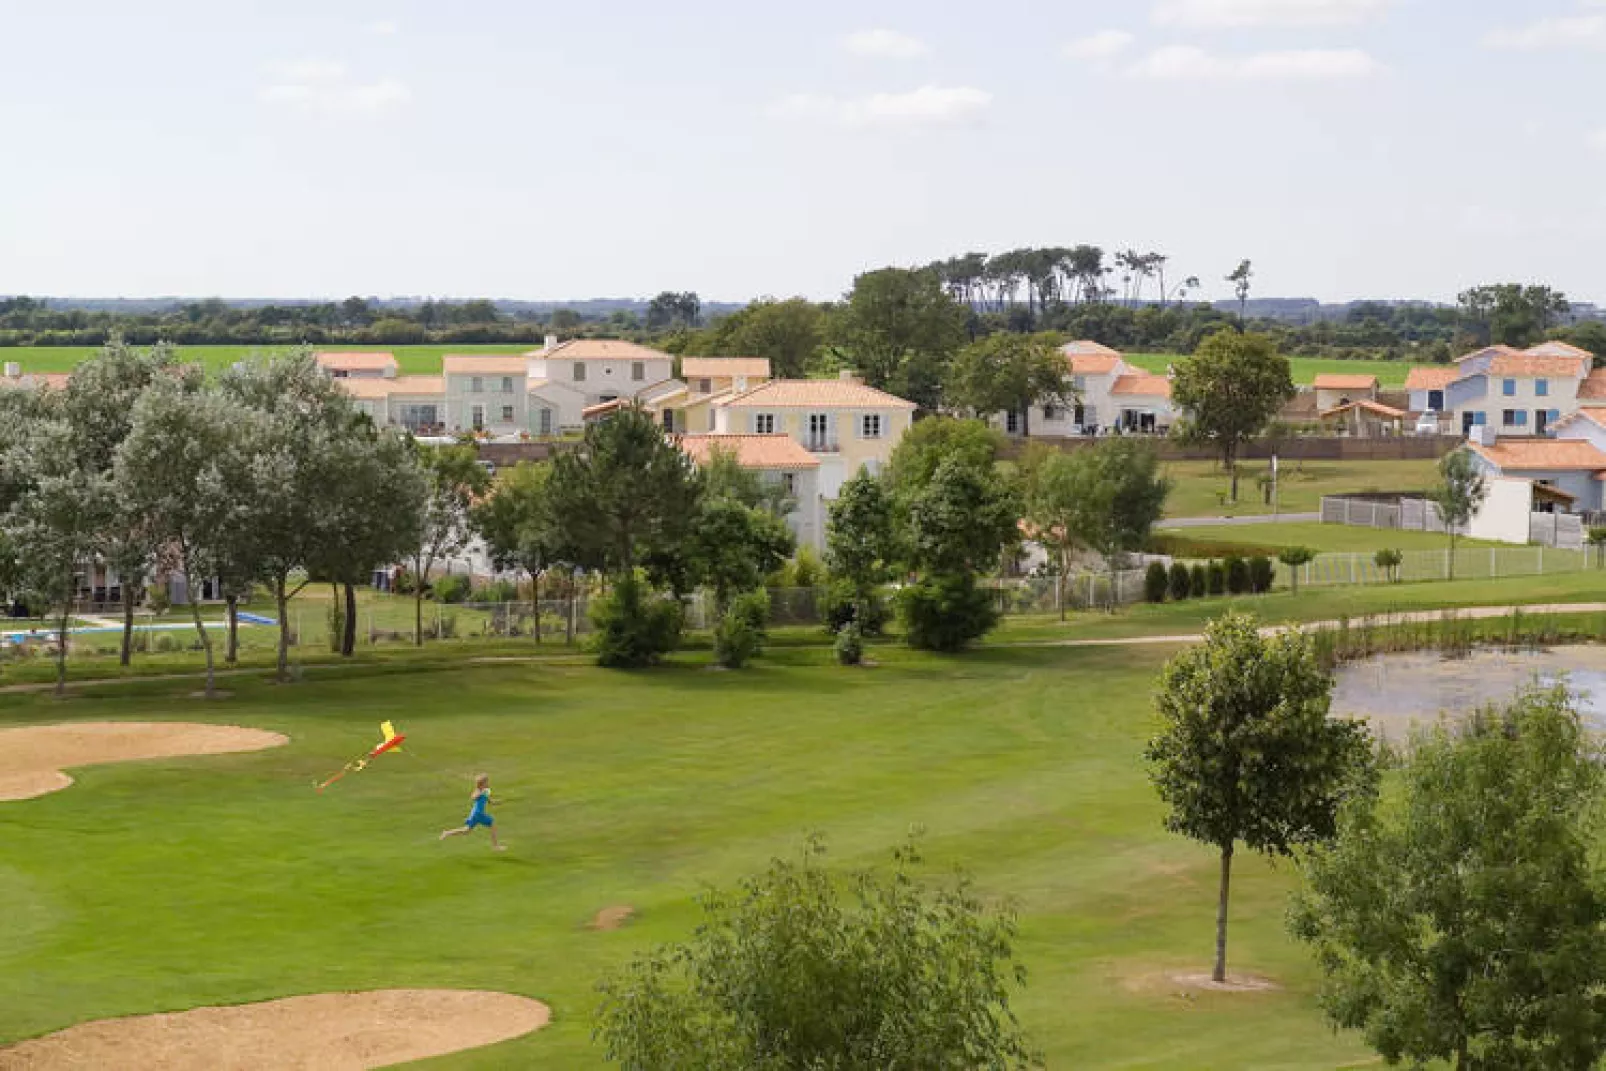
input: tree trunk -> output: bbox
[530,569,542,645]
[274,578,290,682]
[1020,404,1031,439]
[1213,844,1234,983]
[342,582,357,657]
[414,556,425,646]
[55,602,70,698]
[119,581,136,668]
[1226,444,1240,503]
[225,594,239,665]
[185,563,216,699]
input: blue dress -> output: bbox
[465,789,494,828]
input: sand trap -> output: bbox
[0,989,549,1070]
[590,905,636,931]
[0,722,288,802]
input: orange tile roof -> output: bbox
[1526,341,1594,360]
[1486,354,1591,378]
[678,434,820,470]
[315,351,397,372]
[442,355,527,375]
[1578,370,1606,400]
[1468,438,1606,472]
[1559,407,1606,431]
[1454,344,1523,363]
[1320,399,1407,420]
[681,357,771,379]
[582,398,630,419]
[337,375,443,399]
[530,339,673,362]
[719,379,916,410]
[1110,373,1172,398]
[1312,373,1378,390]
[1404,366,1458,391]
[1063,340,1123,359]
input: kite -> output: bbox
[317,721,407,791]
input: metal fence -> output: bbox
[987,571,1152,615]
[1284,544,1591,589]
[1321,494,1449,532]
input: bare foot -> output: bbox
[494,845,507,852]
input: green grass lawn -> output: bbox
[1161,458,1440,519]
[1157,520,1485,554]
[1126,353,1417,387]
[0,641,1384,1069]
[0,344,533,377]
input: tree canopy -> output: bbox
[1171,331,1295,502]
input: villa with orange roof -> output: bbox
[1428,342,1597,436]
[992,341,1175,437]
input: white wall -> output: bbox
[1467,478,1535,544]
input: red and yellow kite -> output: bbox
[317,721,407,791]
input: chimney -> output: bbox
[543,334,558,353]
[838,370,864,385]
[2,362,18,378]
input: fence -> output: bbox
[987,570,1152,615]
[1320,494,1448,532]
[1283,544,1592,589]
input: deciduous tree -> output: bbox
[1431,450,1488,580]
[408,443,490,645]
[1146,612,1374,982]
[1171,332,1294,502]
[825,469,898,632]
[834,267,967,411]
[472,462,559,642]
[946,332,1073,437]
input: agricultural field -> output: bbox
[1161,458,1440,518]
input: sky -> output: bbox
[1,0,1602,307]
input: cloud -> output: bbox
[1484,6,1606,51]
[259,60,411,115]
[366,19,401,36]
[843,29,929,59]
[1152,0,1391,27]
[1063,30,1136,60]
[1128,45,1380,78]
[771,85,992,128]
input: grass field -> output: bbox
[1161,458,1440,518]
[7,345,1424,387]
[1157,520,1481,554]
[0,642,1382,1069]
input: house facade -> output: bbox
[678,433,824,550]
[711,374,915,499]
[1312,374,1379,412]
[1463,424,1606,515]
[989,341,1174,437]
[680,357,770,397]
[524,337,675,409]
[314,352,398,379]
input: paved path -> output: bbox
[1160,512,1320,528]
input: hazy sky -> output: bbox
[2,0,1602,306]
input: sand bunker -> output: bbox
[0,722,288,802]
[0,989,549,1070]
[590,905,636,931]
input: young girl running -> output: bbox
[439,774,505,850]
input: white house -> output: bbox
[524,337,676,409]
[993,341,1174,437]
[1440,343,1595,436]
[1463,424,1606,515]
[1312,374,1379,412]
[314,352,397,379]
[678,433,824,550]
[442,355,528,436]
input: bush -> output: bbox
[822,578,890,636]
[715,589,771,669]
[835,621,864,665]
[1374,547,1404,583]
[1248,555,1275,594]
[791,546,824,589]
[1144,561,1169,603]
[474,579,519,604]
[1190,563,1209,598]
[898,572,999,652]
[1225,555,1250,595]
[1148,533,1285,560]
[432,574,471,604]
[1168,562,1192,601]
[589,575,684,668]
[392,567,417,595]
[1207,560,1226,596]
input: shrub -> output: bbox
[1190,563,1209,598]
[835,621,864,665]
[1207,560,1226,596]
[898,572,999,652]
[392,567,417,595]
[715,590,771,669]
[1278,546,1317,594]
[1169,562,1192,601]
[1248,555,1275,594]
[1144,561,1169,603]
[589,574,683,668]
[791,546,824,589]
[1225,555,1250,595]
[1374,547,1404,583]
[822,578,890,636]
[432,574,471,604]
[474,579,519,604]
[1148,533,1284,560]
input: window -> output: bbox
[697,378,712,393]
[1006,411,1020,434]
[1073,404,1087,426]
[471,376,483,394]
[1502,409,1527,427]
[471,405,485,431]
[1502,378,1516,396]
[1536,378,1549,397]
[755,413,776,434]
[1043,405,1059,421]
[500,405,514,422]
[539,408,552,436]
[1072,375,1087,391]
[807,413,831,448]
[631,361,644,381]
[1474,412,1487,426]
[860,414,882,439]
[501,376,514,394]
[573,362,586,382]
[1427,389,1444,412]
[781,472,796,495]
[662,409,676,432]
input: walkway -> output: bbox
[1160,512,1320,528]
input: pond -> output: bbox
[1331,646,1606,740]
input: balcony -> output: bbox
[804,438,840,454]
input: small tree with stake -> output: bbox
[1278,546,1315,593]
[1430,450,1488,581]
[1146,612,1374,983]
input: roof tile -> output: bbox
[678,434,820,470]
[681,357,771,379]
[1468,438,1606,472]
[718,379,916,409]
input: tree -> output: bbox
[472,462,559,642]
[708,297,824,379]
[884,417,1005,507]
[900,456,1020,651]
[825,469,898,632]
[647,291,701,329]
[1171,332,1295,502]
[1291,686,1606,1070]
[1589,525,1606,568]
[1372,547,1402,583]
[1226,259,1253,329]
[690,496,793,620]
[595,838,1038,1070]
[945,332,1073,438]
[1457,284,1571,347]
[833,267,968,411]
[408,444,490,645]
[1146,612,1374,983]
[116,381,251,699]
[1,419,115,696]
[1430,451,1489,580]
[1278,546,1315,593]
